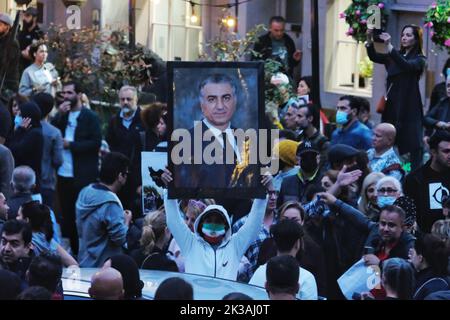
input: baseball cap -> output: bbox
[24,7,38,17]
[0,13,13,27]
[296,140,319,156]
[328,144,359,164]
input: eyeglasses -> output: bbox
[377,188,398,194]
[367,187,376,193]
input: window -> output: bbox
[325,0,372,97]
[150,0,203,61]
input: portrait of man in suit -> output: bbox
[169,64,265,199]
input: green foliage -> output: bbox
[424,0,450,53]
[358,56,374,78]
[342,0,389,42]
[46,24,165,104]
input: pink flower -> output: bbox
[346,27,354,36]
[447,17,450,23]
[431,3,437,9]
[361,19,367,25]
[424,22,433,28]
[430,31,435,38]
[378,3,385,9]
[445,39,450,47]
[339,12,346,19]
[356,10,361,16]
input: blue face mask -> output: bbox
[14,115,23,128]
[336,111,349,125]
[377,196,397,208]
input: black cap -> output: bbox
[24,7,38,16]
[328,144,359,164]
[296,140,319,156]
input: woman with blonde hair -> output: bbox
[130,209,178,271]
[358,172,385,222]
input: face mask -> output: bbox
[14,115,23,128]
[336,111,350,125]
[202,223,226,244]
[300,158,318,173]
[377,196,397,208]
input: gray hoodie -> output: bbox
[76,184,128,267]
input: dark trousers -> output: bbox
[57,176,82,255]
[41,188,55,210]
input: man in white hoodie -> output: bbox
[162,169,270,280]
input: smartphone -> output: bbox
[372,29,385,43]
[363,246,374,255]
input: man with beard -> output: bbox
[18,7,44,73]
[0,13,20,104]
[106,86,145,212]
[52,81,102,255]
[296,104,329,170]
[331,95,373,151]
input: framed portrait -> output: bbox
[167,61,267,199]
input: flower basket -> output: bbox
[340,0,389,42]
[424,1,450,53]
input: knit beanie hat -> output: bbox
[274,140,299,167]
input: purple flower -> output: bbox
[431,3,437,9]
[339,12,346,19]
[445,39,450,47]
[356,10,361,16]
[361,19,367,25]
[424,21,433,28]
[447,17,450,23]
[378,3,385,9]
[346,27,354,36]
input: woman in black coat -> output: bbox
[7,101,43,188]
[424,76,450,132]
[366,25,426,170]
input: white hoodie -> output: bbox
[164,191,267,281]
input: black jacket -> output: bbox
[7,102,43,187]
[366,44,426,156]
[253,32,299,77]
[6,192,33,220]
[413,267,450,300]
[424,97,450,130]
[277,171,322,207]
[0,33,20,103]
[403,160,450,232]
[334,199,415,260]
[52,108,102,189]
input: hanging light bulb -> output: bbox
[226,16,236,28]
[189,1,198,24]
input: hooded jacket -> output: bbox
[76,184,128,267]
[7,102,43,185]
[164,191,267,281]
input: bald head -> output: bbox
[89,268,124,300]
[373,123,397,153]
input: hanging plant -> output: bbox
[424,0,450,53]
[340,0,389,42]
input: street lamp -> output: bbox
[310,0,321,129]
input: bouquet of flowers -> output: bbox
[424,0,450,53]
[340,0,389,42]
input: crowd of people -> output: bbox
[0,10,450,301]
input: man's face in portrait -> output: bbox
[200,82,237,131]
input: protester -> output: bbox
[17,286,52,300]
[367,123,404,181]
[52,81,102,255]
[26,251,64,299]
[271,139,299,191]
[130,209,178,271]
[265,255,300,300]
[0,269,22,300]
[88,267,124,300]
[331,95,373,151]
[18,7,44,72]
[424,75,450,133]
[358,172,385,222]
[103,254,144,300]
[404,130,450,232]
[76,152,132,267]
[154,277,194,300]
[409,234,450,300]
[366,25,426,170]
[0,102,14,199]
[430,58,450,111]
[0,12,20,104]
[380,258,416,300]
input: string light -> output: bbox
[189,1,199,24]
[182,0,252,9]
